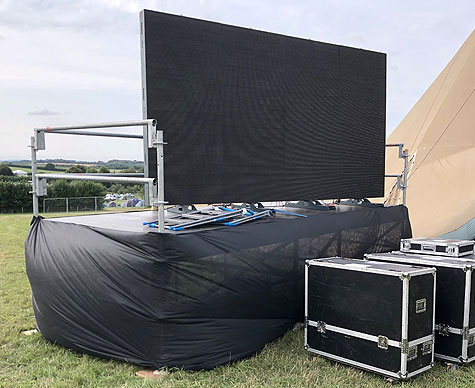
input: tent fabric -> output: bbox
[385,29,475,238]
[25,205,411,370]
[439,217,475,240]
[121,198,141,207]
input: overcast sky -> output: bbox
[0,0,474,161]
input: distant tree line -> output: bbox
[0,162,145,213]
[46,181,106,199]
[0,176,32,212]
[0,179,144,213]
[65,165,110,174]
[0,175,106,213]
[64,164,143,174]
[95,159,144,170]
[0,163,13,176]
[8,159,144,171]
[108,184,144,197]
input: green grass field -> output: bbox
[6,166,66,175]
[1,213,474,387]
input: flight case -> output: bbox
[400,238,474,257]
[305,257,436,380]
[366,252,475,364]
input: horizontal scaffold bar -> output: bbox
[47,130,143,139]
[36,173,154,185]
[385,143,404,147]
[35,119,156,132]
[66,173,145,177]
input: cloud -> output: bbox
[343,32,366,45]
[1,0,475,160]
[0,0,142,32]
[28,109,60,116]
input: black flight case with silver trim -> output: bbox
[305,257,436,380]
[400,238,474,257]
[366,252,475,364]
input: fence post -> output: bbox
[94,197,97,212]
[66,197,69,213]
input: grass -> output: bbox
[1,213,474,387]
[6,166,66,174]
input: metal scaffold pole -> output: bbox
[143,123,150,207]
[29,119,161,222]
[402,148,409,207]
[155,129,166,233]
[35,120,155,132]
[385,143,409,207]
[35,174,155,185]
[30,136,39,217]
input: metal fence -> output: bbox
[41,197,146,213]
[42,196,104,213]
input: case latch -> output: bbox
[422,244,435,252]
[407,345,418,361]
[415,298,427,314]
[316,321,326,334]
[468,333,475,347]
[422,340,433,355]
[377,335,388,350]
[438,324,450,337]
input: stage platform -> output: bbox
[25,204,411,370]
[47,204,404,233]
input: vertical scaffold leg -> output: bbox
[30,136,39,217]
[155,129,166,233]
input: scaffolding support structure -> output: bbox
[385,143,409,206]
[29,121,403,232]
[30,119,167,232]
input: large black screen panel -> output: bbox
[141,10,386,204]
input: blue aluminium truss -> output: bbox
[143,204,307,231]
[144,206,243,231]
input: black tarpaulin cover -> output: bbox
[25,205,411,370]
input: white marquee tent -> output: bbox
[385,29,475,239]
